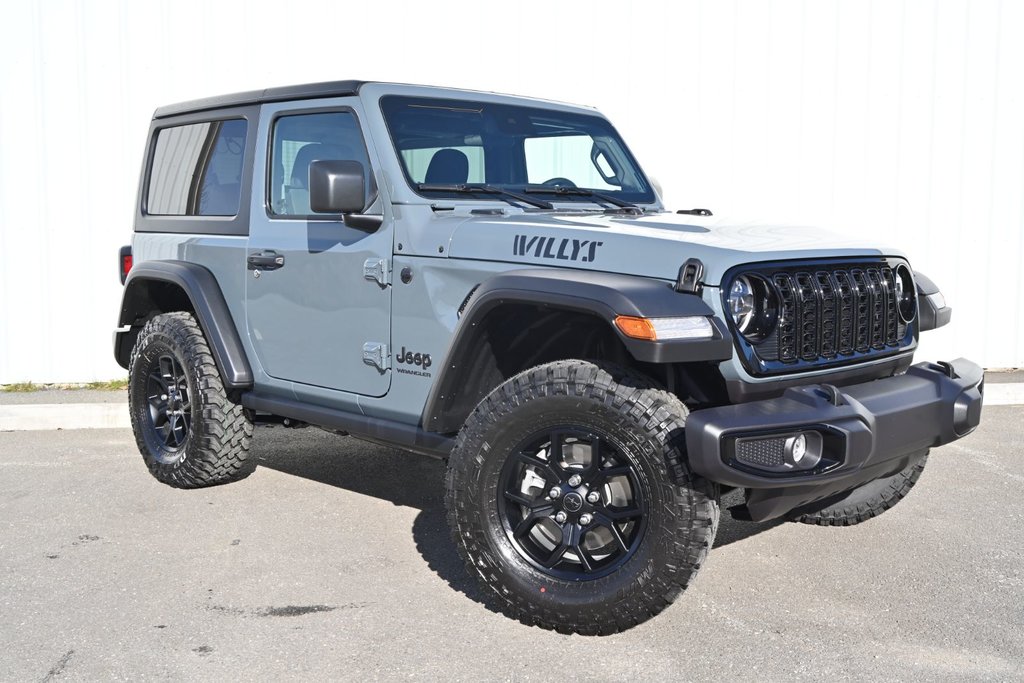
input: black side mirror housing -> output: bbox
[309,159,366,214]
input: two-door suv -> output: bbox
[115,81,983,634]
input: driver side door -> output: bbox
[245,101,392,397]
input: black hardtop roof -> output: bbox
[153,80,367,119]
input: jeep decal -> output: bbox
[513,235,604,263]
[395,346,432,378]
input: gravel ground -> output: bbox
[0,407,1021,681]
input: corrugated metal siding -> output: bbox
[0,0,1021,382]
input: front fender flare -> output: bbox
[422,269,732,433]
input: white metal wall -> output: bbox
[1,0,1021,383]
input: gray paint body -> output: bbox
[129,82,917,427]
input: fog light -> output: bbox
[785,431,822,469]
[730,430,832,475]
[787,434,807,463]
[732,430,824,473]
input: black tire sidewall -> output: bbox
[129,320,204,475]
[459,391,695,614]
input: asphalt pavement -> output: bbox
[1,407,1022,681]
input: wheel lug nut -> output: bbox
[568,474,582,487]
[580,513,593,526]
[549,487,561,499]
[586,491,600,504]
[554,511,567,524]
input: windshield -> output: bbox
[380,95,656,206]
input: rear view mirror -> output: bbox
[590,142,623,186]
[309,159,366,214]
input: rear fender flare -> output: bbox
[115,260,253,390]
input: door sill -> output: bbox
[242,393,453,458]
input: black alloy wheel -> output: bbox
[445,360,720,635]
[144,353,192,456]
[498,428,647,580]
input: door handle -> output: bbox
[248,251,285,270]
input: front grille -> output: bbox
[726,259,915,377]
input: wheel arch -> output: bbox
[115,260,253,390]
[422,269,732,434]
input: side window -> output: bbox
[147,119,247,216]
[269,111,372,217]
[524,134,619,190]
[400,146,485,184]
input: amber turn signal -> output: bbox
[614,315,716,341]
[614,316,658,341]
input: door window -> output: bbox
[269,111,373,217]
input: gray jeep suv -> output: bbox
[115,81,983,634]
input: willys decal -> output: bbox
[513,235,604,263]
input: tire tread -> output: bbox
[792,452,928,526]
[129,312,253,488]
[445,360,718,635]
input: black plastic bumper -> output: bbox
[685,358,984,521]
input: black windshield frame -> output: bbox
[380,95,656,206]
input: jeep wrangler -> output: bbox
[115,81,983,634]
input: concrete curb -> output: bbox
[0,403,131,431]
[986,383,1024,406]
[0,383,1021,432]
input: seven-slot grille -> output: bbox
[734,261,912,376]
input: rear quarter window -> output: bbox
[146,119,247,216]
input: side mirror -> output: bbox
[309,159,366,214]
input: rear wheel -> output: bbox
[128,312,253,488]
[790,451,929,526]
[445,360,719,635]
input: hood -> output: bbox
[446,212,901,286]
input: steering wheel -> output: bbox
[541,177,577,188]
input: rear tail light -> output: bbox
[119,245,132,284]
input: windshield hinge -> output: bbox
[363,258,390,287]
[675,258,705,294]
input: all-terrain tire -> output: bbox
[128,312,253,488]
[791,451,929,526]
[445,360,719,635]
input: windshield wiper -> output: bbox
[417,183,554,210]
[523,186,643,214]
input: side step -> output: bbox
[242,394,454,459]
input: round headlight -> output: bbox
[893,264,916,322]
[728,276,755,330]
[727,274,777,341]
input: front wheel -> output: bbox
[445,361,719,635]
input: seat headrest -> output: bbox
[425,148,470,185]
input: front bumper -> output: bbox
[686,358,984,521]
